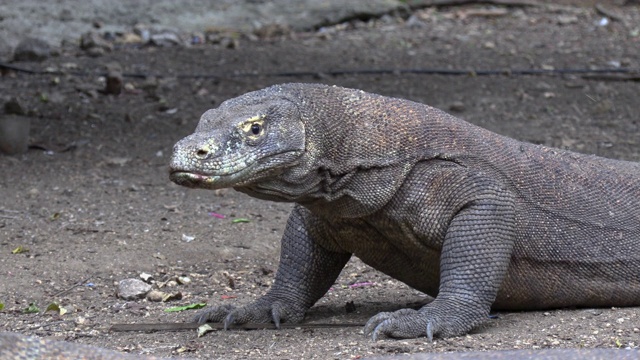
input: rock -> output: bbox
[206,29,241,49]
[449,101,466,113]
[13,38,51,62]
[0,1,407,49]
[0,115,30,155]
[254,23,291,39]
[118,32,144,44]
[146,289,182,302]
[139,272,154,283]
[150,32,182,47]
[177,276,191,285]
[557,15,579,25]
[116,278,152,300]
[406,15,427,29]
[104,62,123,95]
[146,289,166,302]
[80,31,113,56]
[4,98,26,116]
[133,24,152,43]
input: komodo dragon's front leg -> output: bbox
[194,205,351,326]
[362,168,517,340]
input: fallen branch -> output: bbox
[595,3,626,23]
[51,277,92,298]
[110,322,365,332]
[408,0,541,8]
[582,73,640,82]
[2,61,638,81]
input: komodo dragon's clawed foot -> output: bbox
[193,303,236,324]
[194,298,305,329]
[364,306,484,341]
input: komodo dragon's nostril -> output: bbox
[195,145,210,159]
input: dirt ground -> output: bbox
[1,2,639,359]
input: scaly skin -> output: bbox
[169,83,640,340]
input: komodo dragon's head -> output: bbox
[169,87,306,192]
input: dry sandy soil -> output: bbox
[1,2,639,359]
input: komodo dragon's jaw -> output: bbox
[169,148,303,190]
[169,95,306,191]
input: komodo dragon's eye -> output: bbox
[250,123,262,135]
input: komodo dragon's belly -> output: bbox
[494,254,640,310]
[323,213,640,311]
[493,207,640,310]
[324,218,443,299]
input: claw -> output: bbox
[271,307,281,329]
[363,322,373,337]
[223,313,234,330]
[426,320,434,342]
[364,312,390,337]
[194,313,205,324]
[372,321,386,341]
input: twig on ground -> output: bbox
[110,322,365,332]
[409,0,541,8]
[595,3,626,23]
[582,74,640,82]
[51,277,92,298]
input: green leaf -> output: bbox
[231,218,250,223]
[0,303,5,311]
[24,303,40,314]
[12,246,29,254]
[164,303,207,313]
[45,303,60,312]
[44,302,67,315]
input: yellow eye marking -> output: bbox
[239,114,266,134]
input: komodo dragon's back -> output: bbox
[169,83,640,340]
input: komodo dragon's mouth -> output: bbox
[169,150,303,190]
[169,171,213,188]
[169,169,252,189]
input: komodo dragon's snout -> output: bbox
[169,96,305,190]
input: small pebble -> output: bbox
[80,31,113,56]
[4,98,26,116]
[140,272,154,283]
[449,101,466,113]
[13,37,51,62]
[117,278,151,300]
[146,289,166,302]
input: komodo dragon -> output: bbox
[169,83,640,340]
